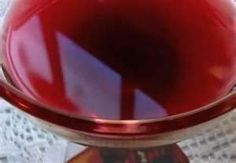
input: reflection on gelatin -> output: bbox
[3,0,236,120]
[57,32,122,119]
[7,14,167,120]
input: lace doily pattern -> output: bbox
[179,111,236,163]
[0,99,69,163]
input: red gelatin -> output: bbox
[2,0,236,120]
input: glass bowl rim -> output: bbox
[1,1,236,137]
[0,80,235,137]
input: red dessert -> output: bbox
[2,0,236,120]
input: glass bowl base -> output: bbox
[68,144,189,163]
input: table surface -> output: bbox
[1,1,236,162]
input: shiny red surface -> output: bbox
[1,0,236,123]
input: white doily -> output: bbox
[179,111,236,163]
[0,99,69,163]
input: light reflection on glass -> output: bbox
[7,14,169,120]
[135,90,167,119]
[9,16,53,97]
[57,32,122,119]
